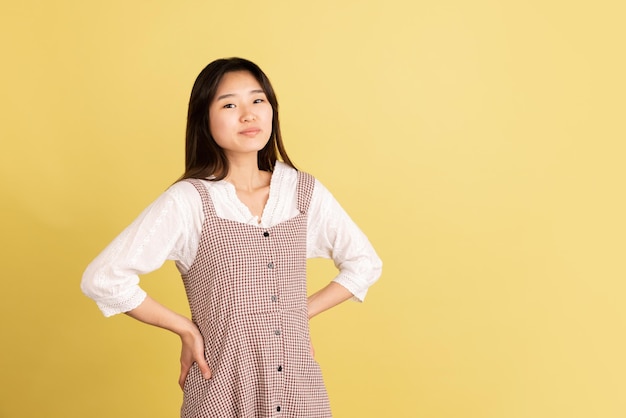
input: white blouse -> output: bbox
[81,162,382,317]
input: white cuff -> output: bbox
[95,287,148,317]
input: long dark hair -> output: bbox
[178,57,295,181]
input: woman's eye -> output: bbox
[253,98,264,104]
[223,104,235,109]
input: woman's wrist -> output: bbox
[175,317,199,338]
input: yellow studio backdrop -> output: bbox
[1,0,625,417]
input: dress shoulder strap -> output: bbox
[296,171,315,215]
[183,178,216,217]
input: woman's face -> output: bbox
[209,71,273,159]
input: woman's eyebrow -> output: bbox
[216,89,265,101]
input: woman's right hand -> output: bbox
[123,296,212,390]
[178,325,212,390]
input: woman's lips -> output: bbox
[239,128,261,136]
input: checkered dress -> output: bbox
[180,172,331,418]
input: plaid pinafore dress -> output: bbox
[181,172,331,418]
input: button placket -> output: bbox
[265,228,284,415]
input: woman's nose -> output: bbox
[241,107,256,122]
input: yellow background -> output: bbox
[1,0,625,417]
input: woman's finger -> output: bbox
[179,361,192,390]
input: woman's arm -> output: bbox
[81,182,205,317]
[80,183,210,388]
[125,296,212,389]
[307,282,354,319]
[306,179,383,303]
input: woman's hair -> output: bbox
[178,57,295,181]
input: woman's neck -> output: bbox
[225,156,269,192]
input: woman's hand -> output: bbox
[123,296,212,390]
[178,326,212,390]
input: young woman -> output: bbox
[81,57,382,418]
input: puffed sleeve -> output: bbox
[80,182,202,317]
[306,179,382,301]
